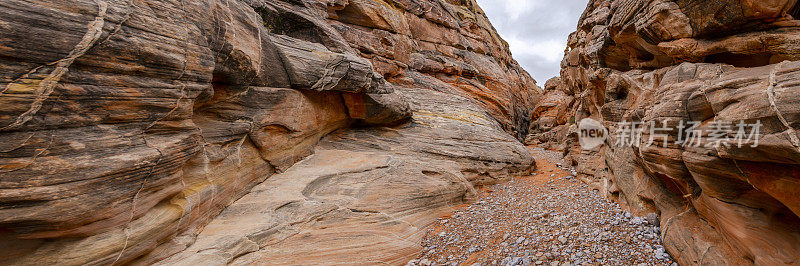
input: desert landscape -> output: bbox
[0,0,798,265]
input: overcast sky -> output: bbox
[477,0,588,84]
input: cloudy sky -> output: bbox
[476,0,588,84]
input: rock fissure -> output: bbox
[1,0,108,131]
[766,61,800,152]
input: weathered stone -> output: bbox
[0,0,538,264]
[271,34,392,93]
[530,77,575,133]
[155,86,535,265]
[343,90,411,126]
[541,0,800,264]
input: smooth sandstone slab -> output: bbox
[0,0,539,264]
[158,87,535,265]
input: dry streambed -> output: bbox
[408,147,678,266]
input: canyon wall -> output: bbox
[0,0,538,264]
[532,0,800,264]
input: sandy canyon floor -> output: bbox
[408,147,678,266]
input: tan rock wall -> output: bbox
[542,0,800,264]
[0,0,538,264]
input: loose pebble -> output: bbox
[407,147,675,266]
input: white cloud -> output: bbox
[506,36,564,62]
[477,0,588,84]
[503,0,535,20]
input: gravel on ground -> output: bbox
[407,146,678,266]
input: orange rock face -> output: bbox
[0,0,538,264]
[537,0,800,264]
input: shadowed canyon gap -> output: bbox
[0,0,799,265]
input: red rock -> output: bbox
[0,0,538,264]
[540,0,800,264]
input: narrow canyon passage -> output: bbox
[4,0,800,264]
[409,147,676,266]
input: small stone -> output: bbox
[646,213,660,225]
[558,235,568,244]
[419,259,431,266]
[655,247,666,259]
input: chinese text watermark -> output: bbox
[613,120,762,148]
[577,119,763,149]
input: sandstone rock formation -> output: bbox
[535,0,800,264]
[0,0,538,264]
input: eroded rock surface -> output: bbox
[0,0,537,264]
[535,0,800,265]
[157,87,534,265]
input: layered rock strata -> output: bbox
[533,0,800,264]
[0,0,537,264]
